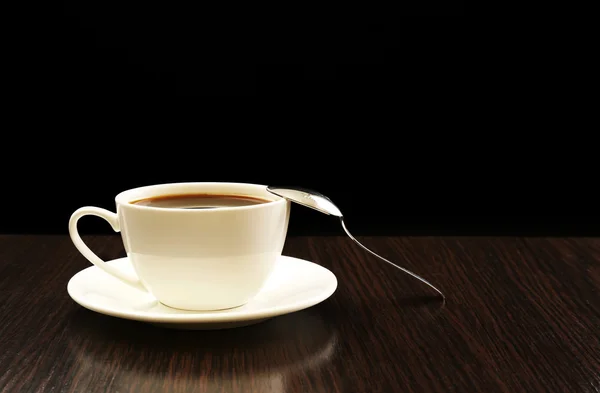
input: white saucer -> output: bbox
[67,255,338,330]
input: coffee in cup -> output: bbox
[68,182,290,311]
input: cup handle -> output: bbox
[69,207,147,292]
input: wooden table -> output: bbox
[1,235,598,393]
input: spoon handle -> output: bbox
[340,217,446,302]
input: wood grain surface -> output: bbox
[0,235,598,393]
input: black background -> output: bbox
[7,2,598,237]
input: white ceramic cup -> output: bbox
[68,182,290,311]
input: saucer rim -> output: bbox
[67,255,338,324]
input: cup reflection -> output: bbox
[66,308,337,392]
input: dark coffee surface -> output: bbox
[131,193,270,209]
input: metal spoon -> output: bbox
[267,186,446,301]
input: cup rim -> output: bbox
[114,182,285,213]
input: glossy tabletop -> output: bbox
[0,235,598,393]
